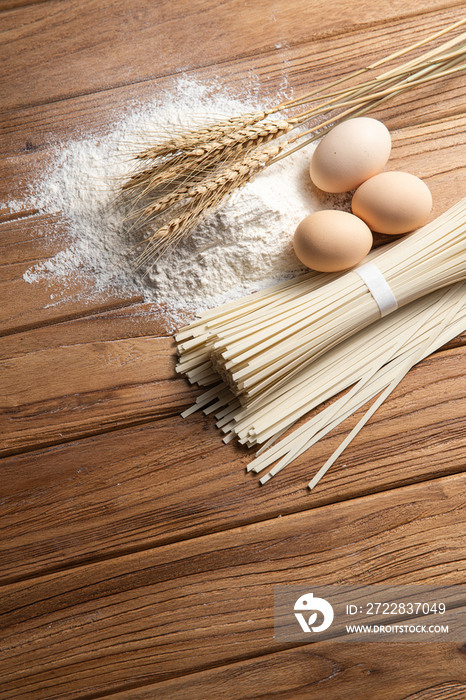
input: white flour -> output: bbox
[14,77,337,322]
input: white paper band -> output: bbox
[354,262,398,317]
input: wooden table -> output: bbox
[2,2,466,698]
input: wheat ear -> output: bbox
[132,142,286,269]
[136,111,271,159]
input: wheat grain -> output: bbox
[131,142,286,267]
[136,111,270,159]
[120,119,293,240]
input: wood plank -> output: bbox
[4,93,466,211]
[0,209,193,343]
[0,209,193,337]
[73,649,466,700]
[1,1,461,112]
[1,471,466,698]
[0,214,144,335]
[0,335,199,455]
[2,345,466,582]
[389,112,466,216]
[0,273,141,337]
[0,294,461,360]
[1,111,466,389]
[0,212,66,269]
[0,303,191,361]
[2,5,466,700]
[0,0,51,9]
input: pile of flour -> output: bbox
[17,77,337,320]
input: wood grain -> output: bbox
[405,685,466,700]
[70,650,466,700]
[2,345,466,583]
[0,303,188,362]
[2,289,466,454]
[1,5,464,144]
[389,113,466,216]
[0,8,465,345]
[0,335,199,455]
[1,471,466,698]
[0,211,195,338]
[1,112,466,336]
[3,1,466,698]
[1,1,462,111]
[0,1,52,11]
[0,214,144,336]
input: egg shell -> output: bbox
[293,210,373,273]
[309,117,391,193]
[351,171,433,235]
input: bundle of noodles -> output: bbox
[251,280,466,488]
[176,199,466,489]
[180,198,466,404]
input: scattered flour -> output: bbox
[13,77,338,321]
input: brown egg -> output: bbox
[309,117,392,193]
[352,171,432,235]
[293,210,373,272]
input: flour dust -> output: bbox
[11,77,337,326]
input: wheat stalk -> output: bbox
[120,119,292,227]
[121,17,466,265]
[135,111,271,159]
[131,142,286,268]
